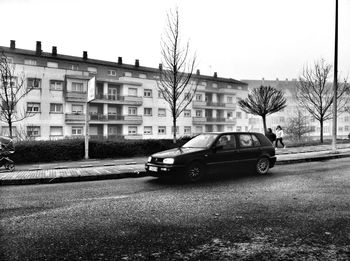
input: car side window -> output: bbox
[239,134,253,147]
[251,134,261,146]
[217,134,236,150]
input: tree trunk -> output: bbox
[173,117,177,144]
[261,115,267,135]
[8,119,13,139]
[320,119,324,143]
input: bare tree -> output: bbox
[0,51,37,138]
[158,7,197,143]
[238,85,287,134]
[296,59,349,143]
[285,110,313,141]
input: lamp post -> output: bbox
[332,0,338,152]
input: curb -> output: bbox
[276,152,350,165]
[0,171,147,186]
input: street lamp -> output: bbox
[332,0,338,152]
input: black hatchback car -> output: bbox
[145,132,276,182]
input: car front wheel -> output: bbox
[186,162,205,182]
[256,157,270,175]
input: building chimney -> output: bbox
[135,59,139,67]
[118,57,122,64]
[213,72,217,78]
[36,41,42,55]
[10,40,16,49]
[52,46,57,56]
[83,51,88,60]
[159,63,163,70]
[196,69,200,75]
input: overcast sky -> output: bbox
[1,0,349,81]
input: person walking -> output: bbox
[275,125,285,148]
[265,128,276,144]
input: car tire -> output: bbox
[186,162,205,183]
[255,157,270,175]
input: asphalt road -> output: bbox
[1,158,350,260]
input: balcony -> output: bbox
[89,114,143,125]
[192,117,206,124]
[65,113,85,123]
[65,91,87,102]
[192,117,236,125]
[192,100,236,109]
[93,94,143,105]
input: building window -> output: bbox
[236,112,242,119]
[184,110,191,117]
[72,82,84,92]
[128,107,137,115]
[184,126,191,135]
[158,126,166,135]
[47,62,58,68]
[27,126,40,137]
[158,108,166,117]
[128,88,137,96]
[24,59,37,66]
[50,126,63,137]
[108,70,117,76]
[72,104,83,114]
[338,126,343,132]
[124,72,132,77]
[227,96,233,103]
[139,74,147,79]
[87,67,97,74]
[144,126,152,135]
[236,126,242,132]
[158,90,164,99]
[226,126,233,132]
[172,126,179,134]
[27,78,41,89]
[195,110,202,117]
[144,108,152,116]
[1,126,16,137]
[128,126,137,135]
[344,116,349,122]
[201,81,207,86]
[144,89,152,97]
[196,94,202,101]
[50,80,63,91]
[70,64,79,71]
[27,102,40,113]
[50,103,63,113]
[184,92,191,100]
[212,83,218,88]
[345,126,349,132]
[72,126,83,135]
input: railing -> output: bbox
[65,91,87,102]
[89,114,142,124]
[65,113,85,122]
[94,94,142,105]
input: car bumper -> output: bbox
[269,156,277,168]
[145,163,186,177]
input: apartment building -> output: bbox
[0,41,249,140]
[243,79,350,139]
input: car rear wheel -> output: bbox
[186,162,205,182]
[256,157,269,175]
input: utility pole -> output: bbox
[332,0,338,152]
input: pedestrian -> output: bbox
[275,125,286,148]
[265,128,276,144]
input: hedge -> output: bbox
[11,137,191,164]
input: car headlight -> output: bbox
[147,156,152,162]
[163,158,175,164]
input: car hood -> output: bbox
[152,147,204,158]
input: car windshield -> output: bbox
[182,134,218,148]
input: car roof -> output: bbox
[200,132,262,135]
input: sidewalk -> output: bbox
[1,144,350,186]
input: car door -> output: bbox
[236,133,261,168]
[206,134,239,174]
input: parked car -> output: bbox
[145,132,276,182]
